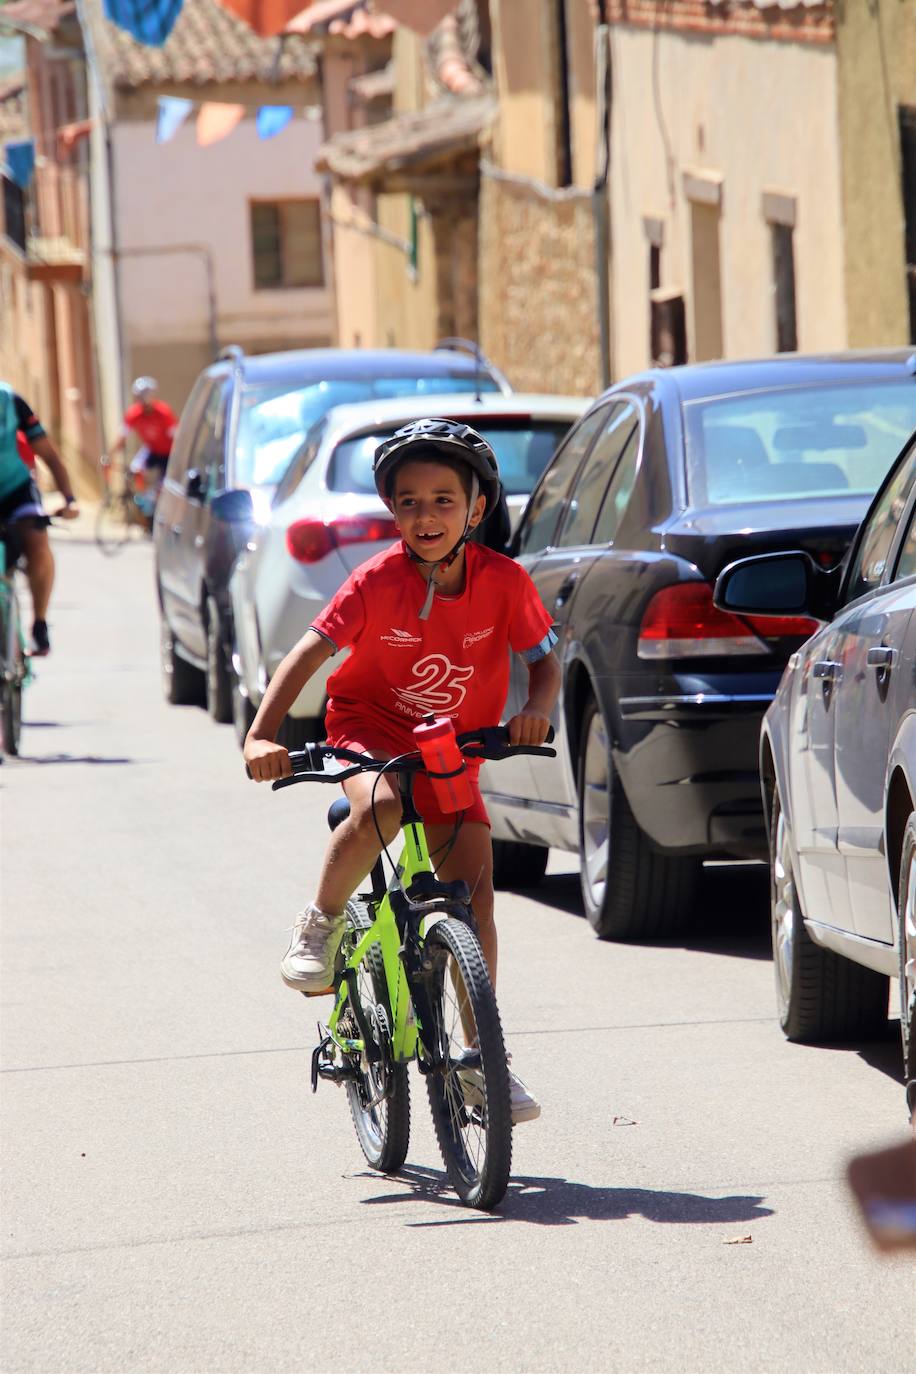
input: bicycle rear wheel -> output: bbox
[95,491,133,554]
[424,915,512,1210]
[0,673,22,755]
[342,900,410,1174]
[0,588,25,756]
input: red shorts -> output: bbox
[332,732,490,829]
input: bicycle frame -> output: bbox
[320,777,470,1076]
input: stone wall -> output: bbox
[478,165,601,397]
[836,0,916,345]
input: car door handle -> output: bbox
[813,660,842,680]
[866,646,895,670]
[554,574,579,609]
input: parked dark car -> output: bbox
[715,427,916,1106]
[154,343,509,721]
[479,350,916,942]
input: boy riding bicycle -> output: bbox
[244,419,560,1122]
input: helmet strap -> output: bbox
[407,472,480,622]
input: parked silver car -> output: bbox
[715,426,916,1108]
[228,393,587,746]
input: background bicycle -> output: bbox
[0,518,34,755]
[95,454,160,555]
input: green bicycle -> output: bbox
[272,725,555,1211]
[0,519,34,755]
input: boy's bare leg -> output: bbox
[426,821,496,984]
[314,755,402,915]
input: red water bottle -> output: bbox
[413,715,474,813]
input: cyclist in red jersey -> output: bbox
[245,419,560,1123]
[107,377,177,484]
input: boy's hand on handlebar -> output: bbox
[244,737,292,782]
[506,710,551,747]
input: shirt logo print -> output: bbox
[393,653,475,716]
[380,626,422,647]
[462,626,494,650]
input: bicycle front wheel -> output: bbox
[95,491,132,554]
[425,915,512,1210]
[342,900,410,1174]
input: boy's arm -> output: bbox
[244,629,335,780]
[507,652,561,746]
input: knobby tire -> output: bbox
[425,915,512,1211]
[343,900,410,1174]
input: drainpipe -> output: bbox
[593,3,612,390]
[109,244,219,363]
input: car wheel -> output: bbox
[232,671,256,749]
[770,786,888,1042]
[205,596,233,725]
[279,714,324,750]
[160,616,204,706]
[577,694,698,940]
[492,838,549,890]
[896,815,916,1114]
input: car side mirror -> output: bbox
[210,487,254,524]
[185,468,204,500]
[714,550,837,622]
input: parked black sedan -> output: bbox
[480,350,916,942]
[155,343,509,723]
[715,428,916,1105]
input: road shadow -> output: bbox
[527,864,771,961]
[4,752,135,766]
[816,1030,905,1090]
[681,862,771,962]
[358,1163,774,1228]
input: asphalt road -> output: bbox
[3,530,915,1373]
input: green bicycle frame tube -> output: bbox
[326,816,435,1064]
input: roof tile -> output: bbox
[84,0,317,89]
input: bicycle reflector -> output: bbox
[637,582,818,659]
[286,515,398,564]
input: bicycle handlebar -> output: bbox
[267,724,556,792]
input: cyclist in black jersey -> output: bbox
[0,383,80,655]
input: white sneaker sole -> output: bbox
[511,1100,541,1125]
[280,967,335,995]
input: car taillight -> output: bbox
[637,582,817,660]
[286,515,398,564]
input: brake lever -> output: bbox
[270,763,364,790]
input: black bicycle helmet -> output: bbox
[373,418,502,518]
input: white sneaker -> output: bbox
[458,1059,541,1125]
[281,905,344,993]
[507,1064,540,1124]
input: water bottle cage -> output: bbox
[424,763,467,781]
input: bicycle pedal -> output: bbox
[310,1033,332,1093]
[298,983,335,998]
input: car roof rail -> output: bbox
[434,337,511,396]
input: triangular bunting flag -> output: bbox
[156,97,194,144]
[197,103,245,147]
[256,106,294,140]
[103,0,184,46]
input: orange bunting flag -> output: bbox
[196,103,245,146]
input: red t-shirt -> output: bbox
[311,541,554,756]
[123,400,177,455]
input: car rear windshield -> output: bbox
[326,419,573,497]
[685,381,916,507]
[235,375,502,487]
